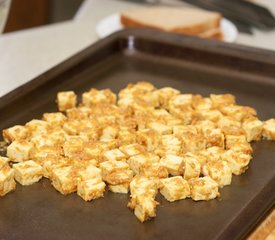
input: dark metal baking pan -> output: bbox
[0,29,274,240]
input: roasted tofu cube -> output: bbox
[2,125,29,143]
[117,130,137,145]
[41,158,69,179]
[100,126,119,140]
[160,155,184,176]
[221,150,251,175]
[210,94,236,108]
[173,125,197,136]
[82,88,116,107]
[202,161,232,187]
[197,110,223,123]
[0,165,16,196]
[78,164,102,181]
[6,140,34,162]
[66,107,91,120]
[168,105,194,125]
[262,119,275,140]
[225,135,247,148]
[160,176,190,202]
[219,105,256,122]
[0,156,9,169]
[63,136,86,158]
[100,160,133,185]
[103,148,126,161]
[181,132,206,153]
[136,129,160,151]
[25,119,51,137]
[169,94,193,108]
[130,175,158,198]
[192,97,212,111]
[242,118,263,142]
[225,135,252,154]
[119,144,145,157]
[218,116,241,129]
[119,82,155,99]
[182,155,201,180]
[157,134,182,156]
[204,128,225,148]
[42,112,67,126]
[13,160,43,185]
[51,166,77,195]
[30,134,56,149]
[147,122,172,135]
[128,195,159,222]
[57,91,77,111]
[77,178,105,201]
[128,153,159,175]
[139,163,169,179]
[153,87,180,108]
[189,176,219,201]
[109,183,129,194]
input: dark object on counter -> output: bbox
[181,0,275,33]
[0,29,275,240]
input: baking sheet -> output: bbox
[0,29,274,240]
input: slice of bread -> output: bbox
[198,27,224,40]
[121,7,222,35]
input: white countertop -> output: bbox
[0,0,275,97]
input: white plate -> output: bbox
[96,13,238,42]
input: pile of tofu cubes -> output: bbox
[1,82,275,222]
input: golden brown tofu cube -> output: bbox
[128,195,159,222]
[117,130,137,145]
[13,160,43,185]
[0,156,9,169]
[100,126,119,140]
[109,183,129,194]
[202,160,232,187]
[136,129,160,151]
[42,112,67,126]
[181,133,206,153]
[160,154,183,176]
[119,144,145,157]
[160,176,190,202]
[6,140,34,162]
[130,175,158,198]
[192,97,212,111]
[0,165,16,196]
[204,128,225,148]
[78,165,102,181]
[262,119,275,140]
[139,163,169,179]
[128,153,159,175]
[51,166,77,195]
[82,88,116,107]
[189,176,219,201]
[147,122,172,135]
[103,148,126,161]
[219,105,256,122]
[182,155,201,180]
[242,118,263,142]
[77,178,105,201]
[57,91,77,112]
[210,94,236,108]
[100,160,132,185]
[153,87,180,108]
[221,150,251,175]
[2,125,29,143]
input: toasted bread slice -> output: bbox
[121,7,222,35]
[199,27,224,40]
